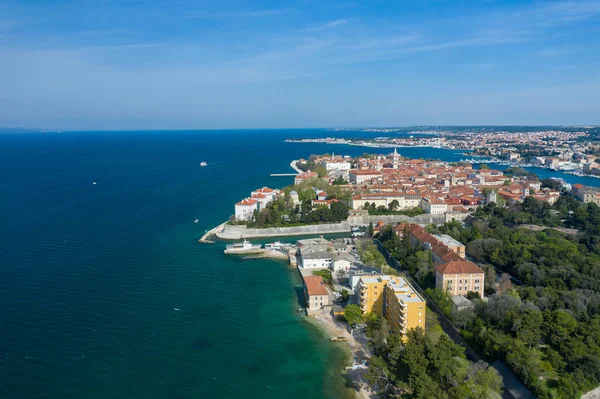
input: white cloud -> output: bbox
[304,19,348,32]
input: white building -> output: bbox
[234,198,258,221]
[251,187,278,202]
[322,159,352,172]
[299,250,333,269]
[349,170,382,184]
[420,197,448,214]
[289,190,299,206]
[351,193,422,210]
[332,253,352,274]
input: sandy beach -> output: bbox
[309,310,378,399]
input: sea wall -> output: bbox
[217,221,351,239]
[216,212,468,240]
[347,213,453,226]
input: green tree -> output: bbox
[388,199,400,212]
[343,304,363,327]
[313,164,327,178]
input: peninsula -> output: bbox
[203,148,600,399]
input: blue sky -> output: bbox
[2,0,600,130]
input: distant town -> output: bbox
[287,127,600,176]
[201,148,600,399]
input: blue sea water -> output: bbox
[0,130,597,399]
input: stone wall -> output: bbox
[217,211,469,240]
[217,221,351,239]
[347,214,446,226]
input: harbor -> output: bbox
[224,239,296,260]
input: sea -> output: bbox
[1,129,598,399]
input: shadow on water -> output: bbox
[293,286,305,308]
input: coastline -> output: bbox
[286,139,600,180]
[305,310,377,399]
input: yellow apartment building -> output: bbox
[356,275,425,338]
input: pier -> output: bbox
[269,160,302,177]
[198,222,226,244]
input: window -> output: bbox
[419,306,423,309]
[459,286,462,290]
[475,279,480,283]
[459,280,462,284]
[475,286,480,291]
[419,319,422,323]
[419,312,422,316]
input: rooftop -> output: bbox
[304,276,328,296]
[436,260,484,275]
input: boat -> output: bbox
[264,241,284,249]
[200,161,207,167]
[224,239,263,254]
[194,219,199,223]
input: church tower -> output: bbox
[393,147,399,169]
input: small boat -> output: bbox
[173,308,180,311]
[200,161,207,167]
[194,219,199,223]
[92,182,97,185]
[264,241,283,249]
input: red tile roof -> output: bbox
[236,198,257,206]
[436,260,484,275]
[304,276,328,296]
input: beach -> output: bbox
[308,310,378,399]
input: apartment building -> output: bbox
[355,275,425,339]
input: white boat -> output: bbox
[224,239,262,254]
[200,161,207,167]
[264,241,283,249]
[194,219,199,223]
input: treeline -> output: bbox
[249,196,349,227]
[363,201,425,217]
[364,313,503,399]
[418,196,600,398]
[245,176,353,227]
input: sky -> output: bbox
[1,0,600,130]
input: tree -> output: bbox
[388,199,400,212]
[332,177,348,185]
[343,304,363,327]
[514,307,543,347]
[466,291,481,300]
[497,273,513,294]
[365,356,401,398]
[368,222,374,237]
[313,164,327,178]
[330,201,349,221]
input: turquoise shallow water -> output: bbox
[0,130,597,399]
